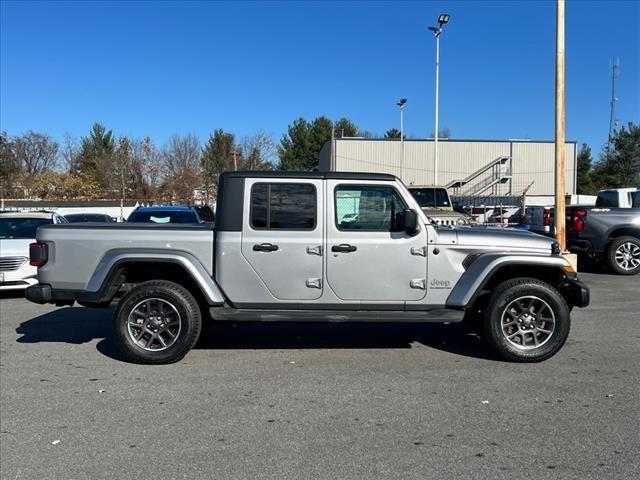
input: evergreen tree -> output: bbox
[576,143,595,194]
[385,128,402,139]
[201,129,236,200]
[77,123,115,188]
[278,118,314,170]
[278,116,359,171]
[334,118,358,138]
[592,122,640,189]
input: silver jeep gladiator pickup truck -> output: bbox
[26,171,589,364]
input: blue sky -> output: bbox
[1,0,639,156]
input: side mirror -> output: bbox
[398,208,419,235]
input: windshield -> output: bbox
[127,211,199,224]
[409,188,450,208]
[0,217,52,239]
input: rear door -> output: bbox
[325,180,428,302]
[241,178,324,300]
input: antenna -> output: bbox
[607,57,619,159]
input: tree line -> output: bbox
[3,117,635,202]
[576,122,640,194]
[0,116,410,203]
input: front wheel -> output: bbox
[113,280,202,364]
[483,278,570,362]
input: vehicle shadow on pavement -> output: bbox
[16,308,496,362]
[16,307,112,344]
[195,322,496,360]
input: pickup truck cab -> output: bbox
[26,171,589,364]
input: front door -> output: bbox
[241,178,324,300]
[326,181,428,302]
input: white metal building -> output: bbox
[319,139,577,205]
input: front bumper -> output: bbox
[0,263,38,290]
[0,277,38,290]
[561,278,590,308]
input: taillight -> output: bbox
[573,209,587,233]
[543,208,552,226]
[29,242,48,267]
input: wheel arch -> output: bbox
[605,226,640,244]
[447,254,576,311]
[79,250,226,307]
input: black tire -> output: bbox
[113,280,202,364]
[483,278,570,362]
[606,236,640,276]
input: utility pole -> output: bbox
[554,0,567,252]
[428,14,449,185]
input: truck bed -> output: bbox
[36,223,215,291]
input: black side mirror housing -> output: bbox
[398,208,419,235]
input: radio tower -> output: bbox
[607,57,619,159]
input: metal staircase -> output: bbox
[447,156,512,197]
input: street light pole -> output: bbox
[397,98,407,179]
[429,14,449,186]
[434,33,440,185]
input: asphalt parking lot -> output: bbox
[1,271,638,480]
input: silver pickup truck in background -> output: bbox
[26,171,589,364]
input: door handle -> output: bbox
[253,243,279,252]
[331,244,357,253]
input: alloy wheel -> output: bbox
[127,298,182,351]
[501,296,555,350]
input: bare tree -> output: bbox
[11,131,59,188]
[161,134,202,202]
[60,133,80,172]
[1,131,20,199]
[240,130,276,170]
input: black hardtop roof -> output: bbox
[220,170,397,181]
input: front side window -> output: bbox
[250,183,316,230]
[335,185,406,231]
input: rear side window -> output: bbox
[633,191,639,208]
[334,185,406,231]
[250,183,316,230]
[596,191,618,208]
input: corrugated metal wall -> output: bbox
[319,139,576,197]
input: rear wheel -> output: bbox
[484,278,570,362]
[607,236,640,275]
[113,280,202,364]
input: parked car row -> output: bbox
[0,211,67,291]
[1,205,215,291]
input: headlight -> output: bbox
[456,218,467,225]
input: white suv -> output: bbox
[0,211,67,291]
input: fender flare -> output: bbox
[84,248,226,305]
[446,253,571,309]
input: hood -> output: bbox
[455,227,554,253]
[0,238,32,257]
